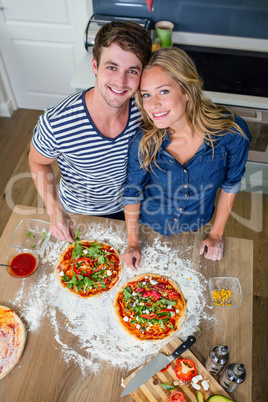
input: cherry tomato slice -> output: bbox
[169,390,185,401]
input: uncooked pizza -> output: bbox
[113,274,186,342]
[54,240,123,299]
[0,306,27,379]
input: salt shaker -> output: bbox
[205,345,229,375]
[219,363,246,392]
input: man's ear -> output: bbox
[92,58,98,75]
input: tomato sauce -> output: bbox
[9,253,38,278]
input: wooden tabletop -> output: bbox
[0,206,253,402]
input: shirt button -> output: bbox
[185,194,187,197]
[184,169,187,173]
[184,185,187,188]
[174,218,178,221]
[179,208,182,211]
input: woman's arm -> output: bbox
[199,189,236,261]
[122,203,141,271]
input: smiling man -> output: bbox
[29,21,152,243]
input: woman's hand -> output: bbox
[122,244,142,271]
[199,235,224,261]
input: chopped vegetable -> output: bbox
[26,232,35,238]
[160,363,171,372]
[169,391,185,401]
[169,391,185,402]
[175,358,197,382]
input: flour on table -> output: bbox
[11,223,213,376]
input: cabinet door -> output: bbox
[0,0,91,110]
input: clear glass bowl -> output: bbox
[209,277,242,307]
[7,248,39,278]
[10,219,50,253]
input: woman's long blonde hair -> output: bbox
[135,47,246,170]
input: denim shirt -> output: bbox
[122,115,251,236]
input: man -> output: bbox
[29,21,152,243]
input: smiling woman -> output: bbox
[122,47,251,270]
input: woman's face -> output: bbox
[140,66,189,130]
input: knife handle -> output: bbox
[171,335,196,359]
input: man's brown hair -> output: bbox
[93,21,152,67]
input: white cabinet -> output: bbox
[0,0,92,114]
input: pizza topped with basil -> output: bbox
[54,237,123,299]
[113,274,186,342]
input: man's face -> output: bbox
[92,43,143,109]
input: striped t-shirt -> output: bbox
[32,89,141,215]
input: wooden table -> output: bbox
[0,206,253,402]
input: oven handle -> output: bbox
[239,110,263,122]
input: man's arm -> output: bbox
[28,143,75,242]
[199,189,236,261]
[122,203,141,271]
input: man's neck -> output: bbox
[85,88,130,139]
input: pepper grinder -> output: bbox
[205,345,229,375]
[219,363,246,392]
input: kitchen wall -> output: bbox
[93,0,268,39]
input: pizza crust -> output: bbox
[54,240,123,299]
[113,274,187,343]
[0,306,27,379]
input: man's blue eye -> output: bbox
[129,70,138,74]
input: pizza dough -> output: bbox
[54,240,123,299]
[113,274,186,343]
[0,306,27,379]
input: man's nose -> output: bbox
[116,71,128,86]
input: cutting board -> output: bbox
[123,337,233,402]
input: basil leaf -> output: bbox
[160,383,176,391]
[123,288,133,301]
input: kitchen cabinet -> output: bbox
[0,0,92,114]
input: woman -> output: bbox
[122,47,251,270]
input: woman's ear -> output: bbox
[92,58,98,75]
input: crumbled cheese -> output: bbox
[150,279,158,285]
[173,381,180,386]
[201,380,209,391]
[123,316,129,322]
[106,270,112,276]
[59,271,64,277]
[192,374,203,383]
[192,383,201,390]
[136,324,141,329]
[212,288,232,306]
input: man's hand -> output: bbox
[49,210,76,243]
[199,235,224,261]
[122,244,141,271]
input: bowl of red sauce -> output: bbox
[7,249,39,278]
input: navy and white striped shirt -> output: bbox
[32,89,140,215]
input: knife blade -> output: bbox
[121,335,196,396]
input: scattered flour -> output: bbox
[10,223,214,376]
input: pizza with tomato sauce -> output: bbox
[113,274,186,342]
[54,240,123,299]
[0,306,27,379]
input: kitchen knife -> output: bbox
[121,335,196,396]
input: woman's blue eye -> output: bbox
[141,93,150,99]
[160,89,169,95]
